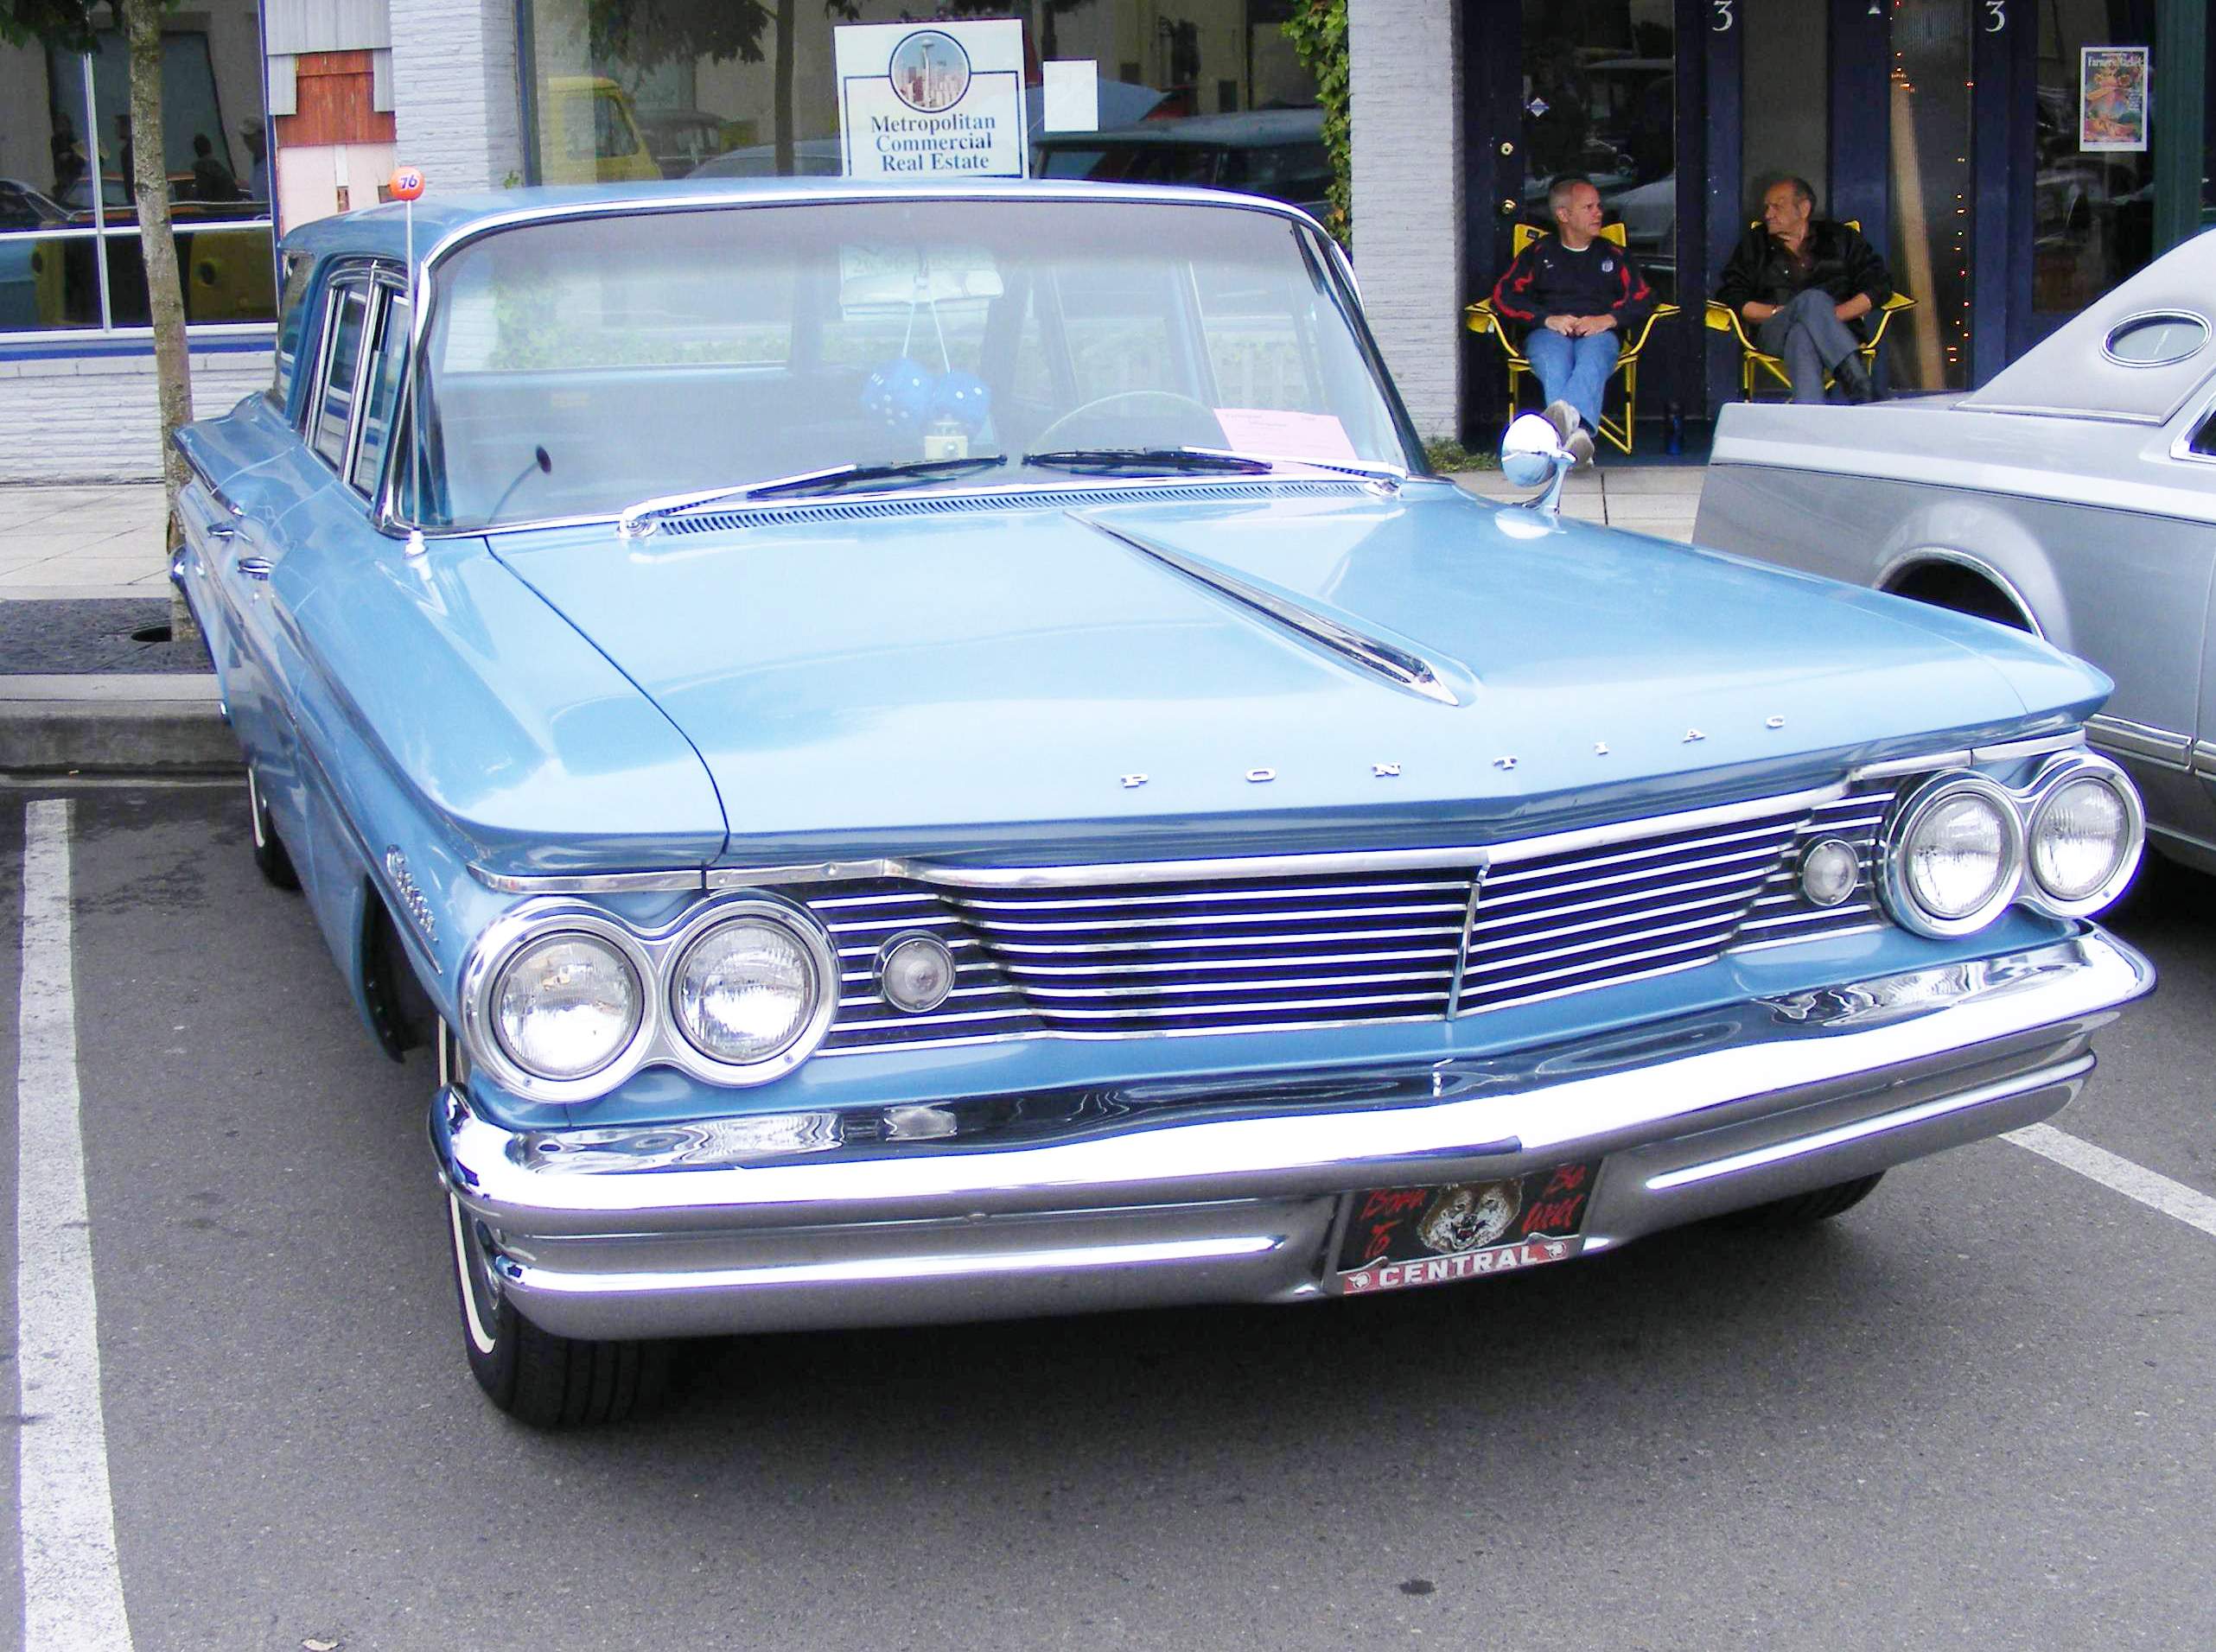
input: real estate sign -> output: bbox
[836,21,1029,181]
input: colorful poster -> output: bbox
[2080,46,2149,153]
[835,20,1028,181]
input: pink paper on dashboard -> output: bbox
[1213,408,1361,463]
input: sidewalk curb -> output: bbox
[0,676,243,775]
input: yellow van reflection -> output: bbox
[541,77,663,184]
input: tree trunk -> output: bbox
[774,0,795,175]
[124,0,200,645]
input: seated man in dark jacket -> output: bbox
[1489,175,1656,463]
[1716,177,1893,403]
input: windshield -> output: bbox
[416,196,1411,528]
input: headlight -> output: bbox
[1883,772,2023,937]
[493,931,643,1080]
[672,910,834,1067]
[2026,757,2143,915]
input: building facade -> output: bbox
[2,0,2208,480]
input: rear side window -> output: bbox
[311,286,369,467]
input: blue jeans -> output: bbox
[1523,327,1621,433]
[1754,289,1862,402]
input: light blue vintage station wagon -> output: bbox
[173,179,2154,1426]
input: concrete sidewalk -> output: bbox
[0,467,1706,773]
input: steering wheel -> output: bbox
[1030,391,1227,454]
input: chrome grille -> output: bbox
[796,778,1912,1054]
[1459,806,1811,1013]
[1729,783,1898,950]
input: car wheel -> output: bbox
[447,1192,669,1426]
[246,769,300,890]
[1722,1171,1886,1228]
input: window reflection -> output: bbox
[2033,3,2154,315]
[1517,0,1677,300]
[2,13,274,338]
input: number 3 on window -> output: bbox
[1712,0,1734,30]
[1984,0,2005,30]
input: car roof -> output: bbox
[1961,226,2216,424]
[278,176,1325,271]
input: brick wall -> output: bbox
[388,0,524,193]
[1347,0,1464,440]
[0,353,277,483]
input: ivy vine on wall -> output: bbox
[1282,0,1350,246]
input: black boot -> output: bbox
[1834,353,1878,403]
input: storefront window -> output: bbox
[1515,0,1676,298]
[518,0,1320,202]
[1742,0,1826,228]
[2033,2,2155,318]
[1888,0,1974,391]
[0,8,274,339]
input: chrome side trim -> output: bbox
[2086,713,2193,770]
[2194,740,2216,777]
[1969,729,2085,766]
[1079,518,1461,707]
[1644,1054,2094,1191]
[470,865,706,894]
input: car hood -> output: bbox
[488,482,2106,861]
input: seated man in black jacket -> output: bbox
[1716,178,1893,403]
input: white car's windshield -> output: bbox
[415,195,1412,528]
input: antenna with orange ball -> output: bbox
[388,167,427,537]
[389,165,426,281]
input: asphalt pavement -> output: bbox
[1,784,2211,1652]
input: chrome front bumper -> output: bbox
[434,929,2152,1341]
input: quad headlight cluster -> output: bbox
[462,896,841,1102]
[1879,753,2143,939]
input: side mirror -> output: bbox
[1500,412,1572,516]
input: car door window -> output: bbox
[311,285,369,467]
[350,291,411,499]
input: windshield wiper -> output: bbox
[1022,446,1405,489]
[617,454,1008,538]
[1022,447,1275,476]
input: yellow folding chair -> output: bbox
[1464,221,1680,456]
[1703,219,1917,399]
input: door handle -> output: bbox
[236,556,274,581]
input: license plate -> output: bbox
[1334,1160,1600,1296]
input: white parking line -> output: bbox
[2008,1121,2216,1241]
[14,800,132,1649]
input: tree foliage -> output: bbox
[1282,0,1349,246]
[0,0,101,52]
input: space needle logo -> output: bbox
[890,29,971,113]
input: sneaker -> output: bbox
[1541,399,1582,446]
[1565,426,1596,468]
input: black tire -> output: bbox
[246,771,300,891]
[1722,1171,1886,1228]
[448,1193,669,1427]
